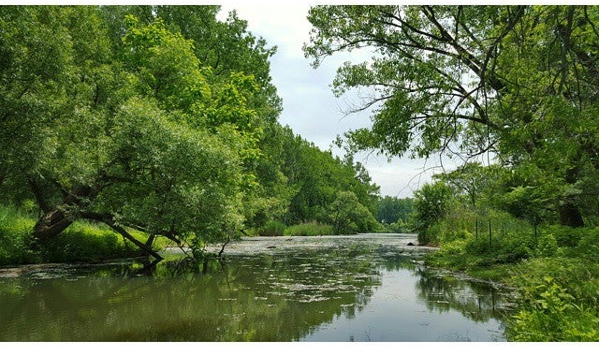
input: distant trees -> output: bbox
[376,196,413,225]
[329,191,380,234]
[277,127,380,229]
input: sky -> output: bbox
[217,3,455,197]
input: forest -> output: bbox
[1,5,599,342]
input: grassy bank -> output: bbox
[421,209,599,341]
[0,205,164,266]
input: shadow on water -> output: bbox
[0,246,511,342]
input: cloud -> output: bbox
[218,3,443,197]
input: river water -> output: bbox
[0,235,511,342]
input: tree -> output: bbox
[328,191,380,234]
[0,6,277,261]
[278,127,380,226]
[304,5,599,227]
[435,162,491,208]
[413,181,453,243]
[376,196,414,224]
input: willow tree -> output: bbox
[0,6,273,260]
[304,5,599,226]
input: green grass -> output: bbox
[283,222,334,236]
[0,204,164,266]
[0,204,37,265]
[256,220,286,236]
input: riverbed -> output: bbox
[0,233,512,342]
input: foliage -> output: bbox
[0,6,383,263]
[328,191,380,234]
[413,181,453,244]
[574,227,599,262]
[279,127,380,227]
[257,220,286,237]
[382,220,411,233]
[305,5,599,338]
[283,222,334,237]
[0,205,36,265]
[38,222,143,263]
[0,205,151,265]
[376,196,413,224]
[305,5,599,227]
[506,259,599,341]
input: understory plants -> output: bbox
[422,208,599,341]
[0,205,160,265]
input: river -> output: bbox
[0,234,512,341]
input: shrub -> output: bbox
[575,227,599,262]
[328,191,381,234]
[384,220,410,233]
[0,204,149,265]
[545,225,584,248]
[439,239,467,256]
[507,276,599,341]
[283,222,334,236]
[39,221,141,263]
[534,233,558,257]
[257,220,286,236]
[0,205,37,265]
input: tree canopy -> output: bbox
[0,5,382,262]
[305,5,599,227]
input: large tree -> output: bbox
[304,5,599,227]
[0,6,276,259]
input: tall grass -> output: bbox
[0,204,37,265]
[284,222,334,236]
[506,256,599,341]
[38,221,143,263]
[0,204,158,266]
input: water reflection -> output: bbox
[414,268,507,322]
[0,248,509,341]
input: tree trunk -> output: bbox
[28,177,52,214]
[559,166,585,228]
[559,202,585,228]
[32,185,97,241]
[33,208,74,241]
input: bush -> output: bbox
[257,220,286,236]
[534,233,558,257]
[0,205,37,265]
[283,222,334,236]
[507,276,599,341]
[383,220,411,233]
[575,227,599,262]
[39,221,141,263]
[545,225,584,248]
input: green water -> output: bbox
[0,248,510,341]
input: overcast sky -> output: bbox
[217,3,460,197]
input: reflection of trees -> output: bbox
[0,250,382,342]
[0,249,510,342]
[414,268,508,323]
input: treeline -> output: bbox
[0,5,380,263]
